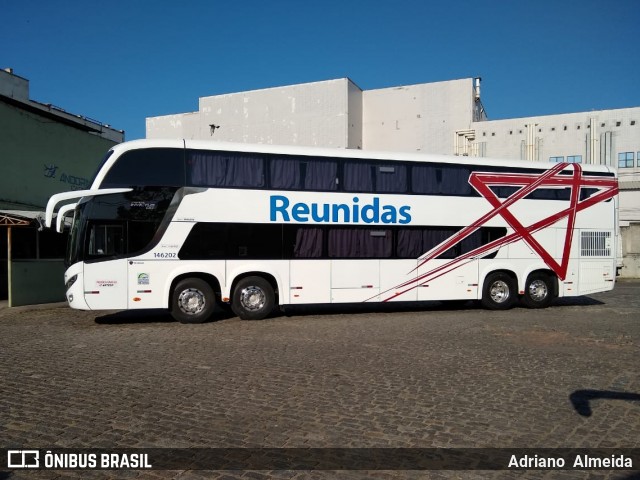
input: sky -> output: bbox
[2,0,639,141]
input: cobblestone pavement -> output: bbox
[1,281,639,480]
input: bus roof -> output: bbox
[109,138,615,175]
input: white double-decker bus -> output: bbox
[45,139,619,323]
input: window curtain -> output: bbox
[294,228,323,258]
[304,160,338,190]
[424,228,459,259]
[328,229,392,258]
[376,165,408,193]
[271,157,301,189]
[397,230,423,258]
[412,165,472,195]
[412,165,441,194]
[343,162,374,192]
[188,151,264,187]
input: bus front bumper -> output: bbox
[64,266,91,310]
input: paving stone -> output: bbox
[1,281,639,479]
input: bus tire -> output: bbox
[232,276,275,320]
[171,278,216,324]
[522,272,554,309]
[481,272,517,310]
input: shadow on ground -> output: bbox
[93,294,605,325]
[569,389,640,417]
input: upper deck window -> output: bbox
[187,150,264,188]
[101,148,185,187]
[269,156,338,191]
[411,164,472,195]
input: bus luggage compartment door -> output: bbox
[83,259,128,310]
[289,260,331,304]
[330,260,380,303]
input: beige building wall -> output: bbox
[362,78,477,153]
[147,79,359,149]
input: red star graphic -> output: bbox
[381,162,619,302]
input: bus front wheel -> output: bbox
[171,278,216,324]
[481,272,517,310]
[232,276,275,320]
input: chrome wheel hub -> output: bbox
[178,288,206,315]
[528,279,548,302]
[240,286,266,311]
[489,280,510,304]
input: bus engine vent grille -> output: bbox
[581,231,611,257]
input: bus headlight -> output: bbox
[65,274,78,290]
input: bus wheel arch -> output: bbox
[169,273,221,324]
[481,270,518,310]
[230,273,278,321]
[522,270,557,309]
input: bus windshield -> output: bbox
[66,187,178,266]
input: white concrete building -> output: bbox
[465,108,640,223]
[146,77,640,276]
[146,77,486,152]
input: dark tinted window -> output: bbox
[270,157,302,189]
[179,223,507,261]
[101,148,185,187]
[303,158,338,190]
[180,223,282,259]
[328,228,392,258]
[292,227,324,258]
[412,164,473,196]
[342,162,408,193]
[397,227,506,259]
[78,187,177,262]
[376,164,408,193]
[343,162,374,192]
[187,150,264,188]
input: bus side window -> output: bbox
[343,162,374,192]
[303,158,338,191]
[293,228,324,258]
[376,164,408,193]
[270,157,302,189]
[411,165,441,194]
[188,151,264,188]
[87,223,125,257]
[101,148,185,188]
[411,165,472,196]
[328,228,392,258]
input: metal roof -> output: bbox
[0,210,43,227]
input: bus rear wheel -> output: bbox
[232,276,275,320]
[482,272,517,310]
[522,272,555,309]
[171,278,215,324]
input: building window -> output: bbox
[567,155,582,164]
[638,153,640,167]
[618,152,634,168]
[549,156,564,163]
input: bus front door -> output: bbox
[83,259,128,310]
